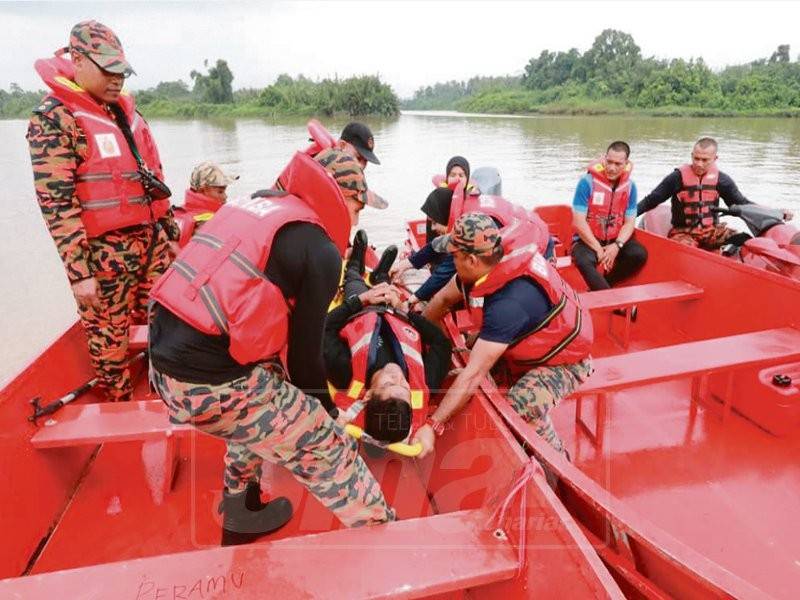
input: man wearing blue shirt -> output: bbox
[571,141,648,291]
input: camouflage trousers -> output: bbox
[152,362,396,528]
[506,358,594,454]
[76,233,172,402]
[668,224,738,250]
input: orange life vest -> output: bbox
[149,152,350,365]
[676,164,720,228]
[447,180,551,254]
[466,220,593,374]
[334,309,428,435]
[585,160,633,242]
[35,51,170,237]
[175,189,224,247]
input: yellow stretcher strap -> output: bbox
[347,380,364,399]
[344,424,423,458]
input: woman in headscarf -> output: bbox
[393,156,471,309]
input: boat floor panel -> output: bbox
[555,379,800,598]
[29,435,435,574]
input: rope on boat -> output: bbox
[486,456,543,574]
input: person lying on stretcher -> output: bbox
[323,230,453,455]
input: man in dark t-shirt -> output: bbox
[417,213,593,458]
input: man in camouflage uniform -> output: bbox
[27,20,180,402]
[175,161,239,247]
[149,147,394,544]
[417,213,593,458]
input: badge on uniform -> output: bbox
[402,326,419,342]
[592,191,605,205]
[95,133,121,159]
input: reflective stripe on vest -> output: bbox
[677,164,719,228]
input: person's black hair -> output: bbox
[606,140,631,158]
[695,137,718,151]
[364,396,412,443]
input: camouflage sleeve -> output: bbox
[26,104,92,283]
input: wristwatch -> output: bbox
[426,416,446,437]
[615,240,625,249]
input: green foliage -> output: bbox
[0,83,44,118]
[0,58,399,119]
[258,74,398,117]
[405,31,800,117]
[190,59,234,103]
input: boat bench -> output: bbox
[0,508,517,598]
[456,280,703,349]
[575,327,800,447]
[31,399,186,496]
[581,280,704,348]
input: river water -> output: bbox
[2,110,799,386]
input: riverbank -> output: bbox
[405,91,800,119]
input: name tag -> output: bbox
[95,133,121,158]
[592,191,605,206]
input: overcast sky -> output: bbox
[3,1,800,98]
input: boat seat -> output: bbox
[0,508,518,598]
[456,280,703,348]
[581,280,704,348]
[30,400,184,496]
[575,327,800,447]
[30,400,182,449]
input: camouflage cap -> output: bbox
[432,212,501,255]
[189,161,239,190]
[315,148,388,209]
[69,20,134,76]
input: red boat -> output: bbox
[3,198,799,598]
[407,205,800,599]
[0,251,620,596]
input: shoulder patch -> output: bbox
[32,96,62,116]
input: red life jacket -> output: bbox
[446,180,551,254]
[175,189,224,247]
[676,164,720,228]
[34,51,170,238]
[585,160,633,242]
[466,220,593,374]
[150,152,350,365]
[334,309,428,435]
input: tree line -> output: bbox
[0,59,399,119]
[404,30,800,116]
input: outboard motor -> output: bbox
[472,167,502,196]
[713,205,786,237]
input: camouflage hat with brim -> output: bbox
[190,161,239,190]
[432,212,501,255]
[69,20,134,76]
[315,148,388,209]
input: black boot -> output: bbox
[348,229,368,277]
[219,484,293,546]
[369,245,398,285]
